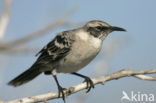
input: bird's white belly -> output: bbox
[57,35,102,73]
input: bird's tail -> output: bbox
[8,64,41,87]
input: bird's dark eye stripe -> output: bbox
[96,26,109,30]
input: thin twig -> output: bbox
[0,0,11,41]
[0,7,78,50]
[0,47,40,55]
[5,69,156,103]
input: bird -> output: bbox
[8,20,126,102]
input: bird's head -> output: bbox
[84,20,126,40]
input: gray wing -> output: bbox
[35,31,74,67]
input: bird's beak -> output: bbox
[111,26,126,32]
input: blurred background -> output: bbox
[0,0,156,103]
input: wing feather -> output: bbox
[35,31,74,65]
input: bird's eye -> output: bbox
[96,26,103,30]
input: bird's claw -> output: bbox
[83,77,94,93]
[58,86,67,103]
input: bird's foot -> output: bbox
[83,77,94,93]
[58,85,67,103]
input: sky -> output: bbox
[0,0,156,103]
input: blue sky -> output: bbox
[0,0,156,103]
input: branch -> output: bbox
[0,0,11,41]
[0,47,40,55]
[0,7,78,51]
[5,69,156,103]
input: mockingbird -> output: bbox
[8,20,126,102]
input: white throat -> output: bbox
[76,30,102,49]
[90,35,102,49]
[76,30,89,41]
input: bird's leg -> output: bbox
[71,72,94,93]
[53,75,66,103]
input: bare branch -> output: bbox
[134,74,156,81]
[5,69,156,103]
[0,7,78,51]
[0,47,39,55]
[0,0,11,41]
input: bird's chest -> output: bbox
[72,38,101,60]
[70,33,102,63]
[57,33,102,73]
